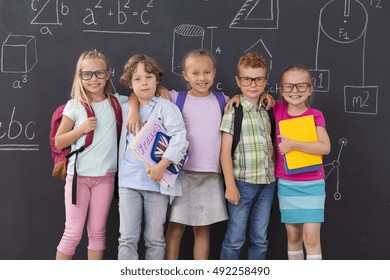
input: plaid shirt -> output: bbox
[220,96,275,184]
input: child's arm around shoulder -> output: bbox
[223,92,275,113]
[112,92,129,105]
[126,87,171,135]
[159,99,188,164]
[156,85,170,99]
[126,93,142,135]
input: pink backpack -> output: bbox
[50,96,122,204]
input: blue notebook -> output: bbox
[283,156,321,175]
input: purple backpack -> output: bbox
[175,91,226,114]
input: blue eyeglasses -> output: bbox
[79,70,109,80]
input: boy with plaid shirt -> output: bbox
[219,52,275,260]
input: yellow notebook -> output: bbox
[279,115,322,170]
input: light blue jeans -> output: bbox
[118,187,169,260]
[221,180,275,260]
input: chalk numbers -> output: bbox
[31,0,69,35]
[344,86,378,115]
[13,75,28,89]
[310,69,330,93]
[83,0,154,26]
[370,0,382,8]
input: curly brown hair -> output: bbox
[236,52,267,76]
[120,54,164,88]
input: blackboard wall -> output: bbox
[0,0,389,260]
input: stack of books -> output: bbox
[279,115,322,174]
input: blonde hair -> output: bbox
[280,64,314,107]
[120,54,164,89]
[70,50,112,107]
[182,49,216,71]
[181,49,216,90]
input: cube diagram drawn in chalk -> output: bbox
[1,35,38,73]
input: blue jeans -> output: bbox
[221,180,275,260]
[118,187,169,260]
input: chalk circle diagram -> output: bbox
[230,0,279,29]
[319,0,367,43]
[172,24,205,76]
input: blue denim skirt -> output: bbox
[277,179,325,224]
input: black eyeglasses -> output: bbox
[280,83,311,93]
[79,70,109,81]
[238,76,267,86]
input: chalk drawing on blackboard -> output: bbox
[30,0,62,27]
[0,106,38,152]
[171,24,205,76]
[207,26,218,55]
[1,35,38,73]
[319,0,367,44]
[309,69,330,93]
[82,29,150,35]
[344,85,378,115]
[230,0,279,30]
[245,38,273,71]
[110,79,118,94]
[312,0,372,94]
[0,144,39,151]
[82,1,151,35]
[324,138,347,200]
[317,0,378,114]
